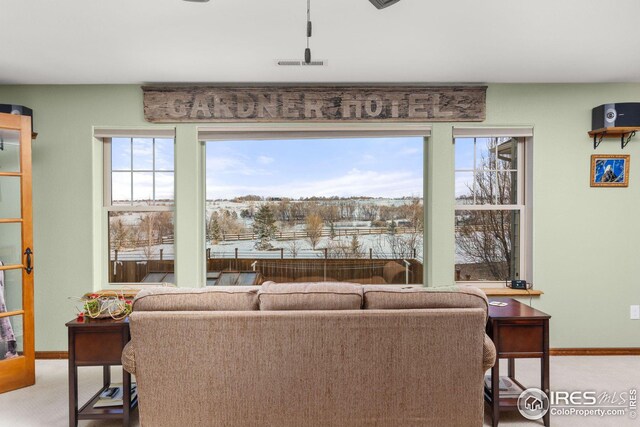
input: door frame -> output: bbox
[0,112,35,393]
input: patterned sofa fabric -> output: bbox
[133,286,260,311]
[258,281,363,310]
[125,282,495,427]
[362,284,489,321]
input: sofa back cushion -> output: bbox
[133,286,260,311]
[130,308,486,427]
[363,285,488,320]
[259,281,363,310]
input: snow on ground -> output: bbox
[110,198,426,261]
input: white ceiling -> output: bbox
[1,0,640,84]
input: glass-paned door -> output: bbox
[0,112,35,393]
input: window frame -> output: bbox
[198,123,432,286]
[453,130,532,287]
[101,134,176,285]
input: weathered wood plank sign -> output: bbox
[142,85,486,123]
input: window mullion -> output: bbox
[517,139,525,206]
[152,138,156,203]
[129,138,134,206]
[103,139,112,208]
[473,138,477,205]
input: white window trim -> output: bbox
[452,126,533,138]
[97,129,176,286]
[198,123,432,141]
[453,132,533,287]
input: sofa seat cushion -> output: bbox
[363,285,488,319]
[259,281,363,310]
[133,286,260,311]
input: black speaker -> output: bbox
[592,102,640,130]
[0,104,32,118]
[0,104,34,133]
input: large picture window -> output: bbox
[204,136,424,286]
[103,136,175,284]
[454,136,526,283]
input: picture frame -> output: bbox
[590,154,630,187]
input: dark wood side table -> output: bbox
[66,317,137,427]
[485,297,551,427]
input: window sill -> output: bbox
[480,288,543,297]
[91,287,543,299]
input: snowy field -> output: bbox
[110,198,425,262]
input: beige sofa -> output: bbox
[123,282,496,427]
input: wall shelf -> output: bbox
[588,127,640,149]
[481,288,543,297]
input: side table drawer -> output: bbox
[496,322,544,356]
[74,330,124,364]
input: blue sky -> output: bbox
[111,138,174,203]
[205,137,423,200]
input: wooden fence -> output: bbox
[211,227,417,242]
[205,258,422,284]
[109,260,174,283]
[109,258,423,284]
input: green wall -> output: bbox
[0,84,638,351]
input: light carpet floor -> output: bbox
[0,357,638,426]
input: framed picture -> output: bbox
[590,154,630,187]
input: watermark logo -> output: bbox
[517,387,637,419]
[518,388,550,420]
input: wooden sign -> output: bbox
[142,85,486,123]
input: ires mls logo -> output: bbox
[518,388,550,420]
[520,387,639,420]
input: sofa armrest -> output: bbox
[122,341,136,375]
[483,334,496,372]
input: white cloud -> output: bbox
[206,168,422,200]
[257,155,274,165]
[360,154,376,163]
[112,172,131,202]
[400,146,420,155]
[208,156,270,176]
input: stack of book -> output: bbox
[484,375,522,398]
[94,383,137,408]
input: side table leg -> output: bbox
[68,330,78,427]
[542,321,550,427]
[123,368,131,427]
[103,365,111,388]
[491,357,500,427]
[508,358,515,379]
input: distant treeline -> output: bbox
[207,198,424,244]
[212,195,422,203]
[234,199,423,225]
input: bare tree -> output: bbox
[287,239,301,259]
[349,235,363,258]
[276,199,292,222]
[155,211,173,243]
[325,238,351,259]
[305,213,324,250]
[137,213,158,260]
[400,198,424,232]
[217,209,244,236]
[110,217,131,251]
